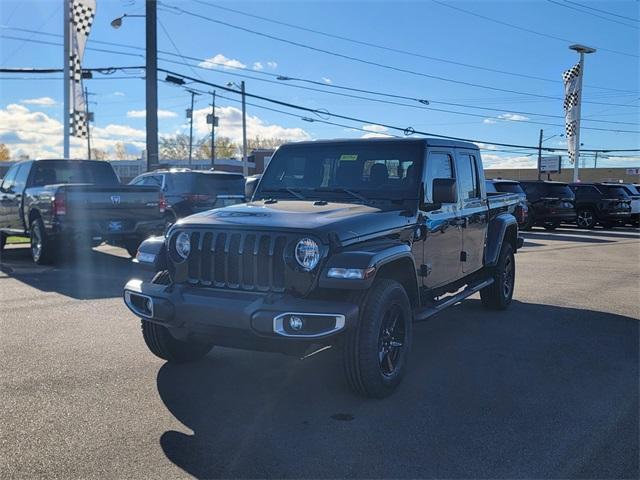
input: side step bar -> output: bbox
[414,277,494,322]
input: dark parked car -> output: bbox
[130,169,245,229]
[570,183,632,229]
[0,159,165,263]
[519,180,576,230]
[486,179,528,228]
[124,138,523,398]
[618,184,640,226]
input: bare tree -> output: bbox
[0,143,11,161]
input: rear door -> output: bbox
[0,164,19,228]
[422,149,463,288]
[455,150,487,274]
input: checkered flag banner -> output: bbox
[68,0,96,139]
[563,61,582,165]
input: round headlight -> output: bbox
[175,231,191,260]
[295,238,320,271]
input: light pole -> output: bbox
[207,90,217,168]
[111,2,158,173]
[186,89,199,165]
[228,81,248,176]
[568,44,596,183]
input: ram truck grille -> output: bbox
[182,230,289,292]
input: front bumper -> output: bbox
[123,279,359,347]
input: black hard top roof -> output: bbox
[280,137,479,150]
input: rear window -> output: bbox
[171,172,245,195]
[494,182,525,194]
[31,161,119,187]
[485,181,497,193]
[523,182,573,198]
[602,186,630,198]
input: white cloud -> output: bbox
[482,154,537,169]
[198,53,246,70]
[113,91,125,97]
[0,104,146,159]
[322,77,332,84]
[21,97,57,106]
[362,124,387,133]
[474,142,498,150]
[252,62,263,71]
[266,61,278,69]
[191,105,310,144]
[127,109,177,119]
[484,113,530,124]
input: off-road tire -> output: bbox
[141,270,212,363]
[480,242,515,310]
[30,217,55,265]
[124,238,142,258]
[343,279,413,398]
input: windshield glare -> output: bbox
[255,142,423,201]
[494,182,525,194]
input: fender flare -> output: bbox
[485,213,518,267]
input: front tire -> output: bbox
[343,279,413,398]
[141,321,213,363]
[30,217,55,265]
[480,242,515,310]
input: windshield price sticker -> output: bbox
[340,154,358,162]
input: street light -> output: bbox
[109,3,158,173]
[568,44,596,182]
[109,14,144,29]
[228,81,248,176]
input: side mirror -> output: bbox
[245,179,259,200]
[432,178,457,204]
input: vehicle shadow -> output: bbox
[0,244,143,300]
[156,300,639,479]
[521,232,614,244]
[528,227,640,240]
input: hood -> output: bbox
[176,200,413,243]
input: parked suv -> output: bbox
[570,183,632,229]
[124,138,523,398]
[130,169,245,229]
[519,181,576,230]
[618,184,640,226]
[486,179,528,228]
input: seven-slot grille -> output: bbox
[181,230,289,292]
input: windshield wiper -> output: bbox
[260,187,305,200]
[312,187,369,203]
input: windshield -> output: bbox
[31,161,119,187]
[255,141,423,202]
[603,186,630,198]
[494,182,525,194]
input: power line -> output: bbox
[3,28,638,113]
[187,0,636,93]
[563,0,639,23]
[547,0,639,29]
[159,3,638,102]
[431,0,638,58]
[158,67,640,152]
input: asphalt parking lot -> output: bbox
[1,227,638,479]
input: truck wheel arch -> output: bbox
[485,214,519,268]
[373,256,420,309]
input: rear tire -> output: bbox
[576,209,596,229]
[543,222,559,231]
[480,242,515,310]
[343,279,413,398]
[30,217,55,265]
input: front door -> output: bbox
[455,150,487,274]
[421,150,463,288]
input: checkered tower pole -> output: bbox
[572,51,584,183]
[63,0,70,158]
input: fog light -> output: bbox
[145,298,153,313]
[289,316,304,330]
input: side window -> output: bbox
[13,163,30,192]
[457,154,480,201]
[425,152,454,203]
[0,165,19,193]
[130,176,144,186]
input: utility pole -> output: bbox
[84,86,91,159]
[63,0,70,159]
[241,80,248,176]
[594,151,598,168]
[568,44,596,183]
[187,90,196,165]
[210,90,216,167]
[145,0,159,171]
[537,129,543,181]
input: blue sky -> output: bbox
[0,0,638,167]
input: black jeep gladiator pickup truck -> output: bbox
[0,159,166,264]
[124,138,523,397]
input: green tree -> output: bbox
[198,136,238,159]
[247,136,286,151]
